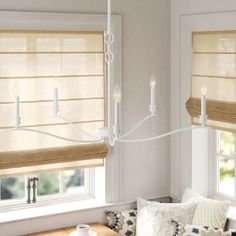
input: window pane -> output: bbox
[63,169,85,193]
[218,131,235,156]
[1,176,25,200]
[219,156,235,197]
[37,172,59,196]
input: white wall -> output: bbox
[171,0,236,200]
[0,0,170,234]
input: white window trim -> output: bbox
[0,11,121,210]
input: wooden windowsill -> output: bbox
[28,222,119,236]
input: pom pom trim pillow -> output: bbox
[171,220,236,236]
[136,198,196,236]
[105,208,137,236]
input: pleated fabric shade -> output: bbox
[186,31,236,132]
[0,143,107,178]
[0,30,108,176]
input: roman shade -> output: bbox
[0,144,107,178]
[0,30,108,174]
[186,31,236,132]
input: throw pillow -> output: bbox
[105,208,137,236]
[182,188,230,228]
[181,188,202,203]
[171,220,236,236]
[136,198,196,236]
[183,225,228,236]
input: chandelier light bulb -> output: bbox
[201,86,207,96]
[113,84,121,103]
[150,75,156,89]
[53,76,60,89]
[200,86,207,127]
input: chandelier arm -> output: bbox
[13,128,103,143]
[108,135,117,146]
[117,126,205,143]
[119,114,156,139]
[55,114,101,140]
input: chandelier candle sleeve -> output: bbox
[14,82,21,128]
[53,87,59,115]
[114,102,119,130]
[113,85,121,135]
[201,87,207,119]
[150,75,156,114]
[15,96,20,128]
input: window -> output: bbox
[214,130,236,199]
[0,29,107,209]
[0,169,87,200]
[0,11,121,218]
[189,31,236,201]
[0,168,95,210]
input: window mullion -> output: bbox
[24,176,28,202]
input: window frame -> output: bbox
[0,11,121,210]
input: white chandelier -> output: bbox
[12,0,208,146]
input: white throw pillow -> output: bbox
[136,198,196,236]
[182,188,230,229]
[182,188,202,203]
